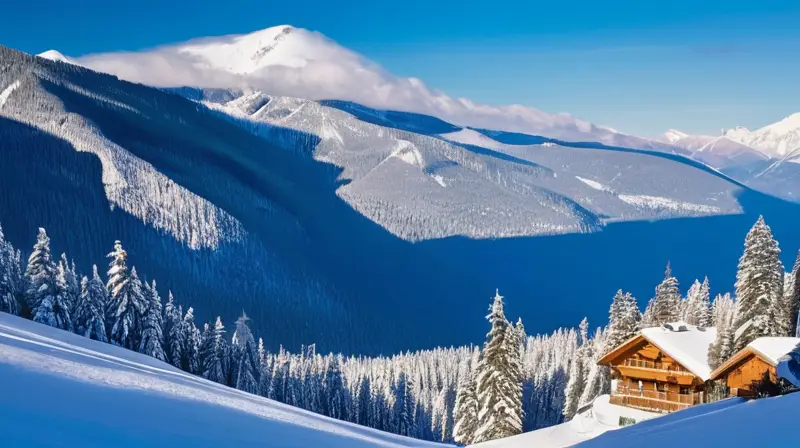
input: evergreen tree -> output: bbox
[791,251,800,337]
[579,328,611,407]
[106,241,146,349]
[200,316,230,385]
[73,266,108,342]
[181,307,201,373]
[682,278,712,326]
[473,290,523,443]
[777,272,796,337]
[57,253,79,316]
[232,312,259,394]
[324,355,348,421]
[647,263,681,326]
[393,371,415,437]
[452,362,479,445]
[139,280,166,361]
[605,290,641,351]
[24,228,58,319]
[0,225,22,315]
[562,318,589,420]
[163,292,183,368]
[708,313,735,370]
[733,216,784,351]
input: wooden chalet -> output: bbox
[597,322,716,413]
[709,337,800,397]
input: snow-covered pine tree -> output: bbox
[0,225,22,315]
[181,307,201,373]
[24,228,58,319]
[641,298,656,328]
[711,293,736,329]
[139,280,166,361]
[681,278,712,326]
[791,251,800,337]
[324,354,349,421]
[73,266,108,342]
[503,314,524,432]
[106,241,147,349]
[708,311,736,370]
[697,277,712,327]
[57,253,79,316]
[648,263,681,326]
[562,318,589,420]
[778,272,797,337]
[605,290,641,352]
[733,216,784,351]
[199,322,214,374]
[393,370,415,437]
[200,316,230,385]
[163,292,183,368]
[452,361,478,445]
[579,327,610,407]
[473,290,523,443]
[232,312,260,394]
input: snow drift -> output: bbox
[0,312,446,448]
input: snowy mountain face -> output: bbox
[724,113,800,160]
[201,89,745,242]
[657,133,769,169]
[5,45,800,355]
[659,122,800,201]
[38,25,675,151]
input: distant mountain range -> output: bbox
[36,25,800,203]
[3,25,800,354]
[657,114,800,201]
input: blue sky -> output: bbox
[4,0,800,136]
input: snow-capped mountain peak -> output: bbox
[37,49,78,65]
[723,113,800,159]
[660,129,689,144]
[35,25,676,151]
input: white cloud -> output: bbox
[47,25,667,148]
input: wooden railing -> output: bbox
[622,358,690,374]
[611,385,703,412]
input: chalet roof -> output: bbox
[710,337,800,381]
[598,321,717,381]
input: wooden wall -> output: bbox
[725,355,775,393]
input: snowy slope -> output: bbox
[469,395,659,448]
[0,312,447,448]
[580,394,796,447]
[481,392,799,448]
[38,25,673,149]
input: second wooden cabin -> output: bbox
[709,337,800,396]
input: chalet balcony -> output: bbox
[610,386,703,413]
[616,358,696,385]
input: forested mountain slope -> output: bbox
[2,46,800,354]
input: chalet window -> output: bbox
[680,386,690,394]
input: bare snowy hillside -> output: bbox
[0,313,447,448]
[202,89,744,241]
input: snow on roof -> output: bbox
[640,322,717,381]
[747,337,800,365]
